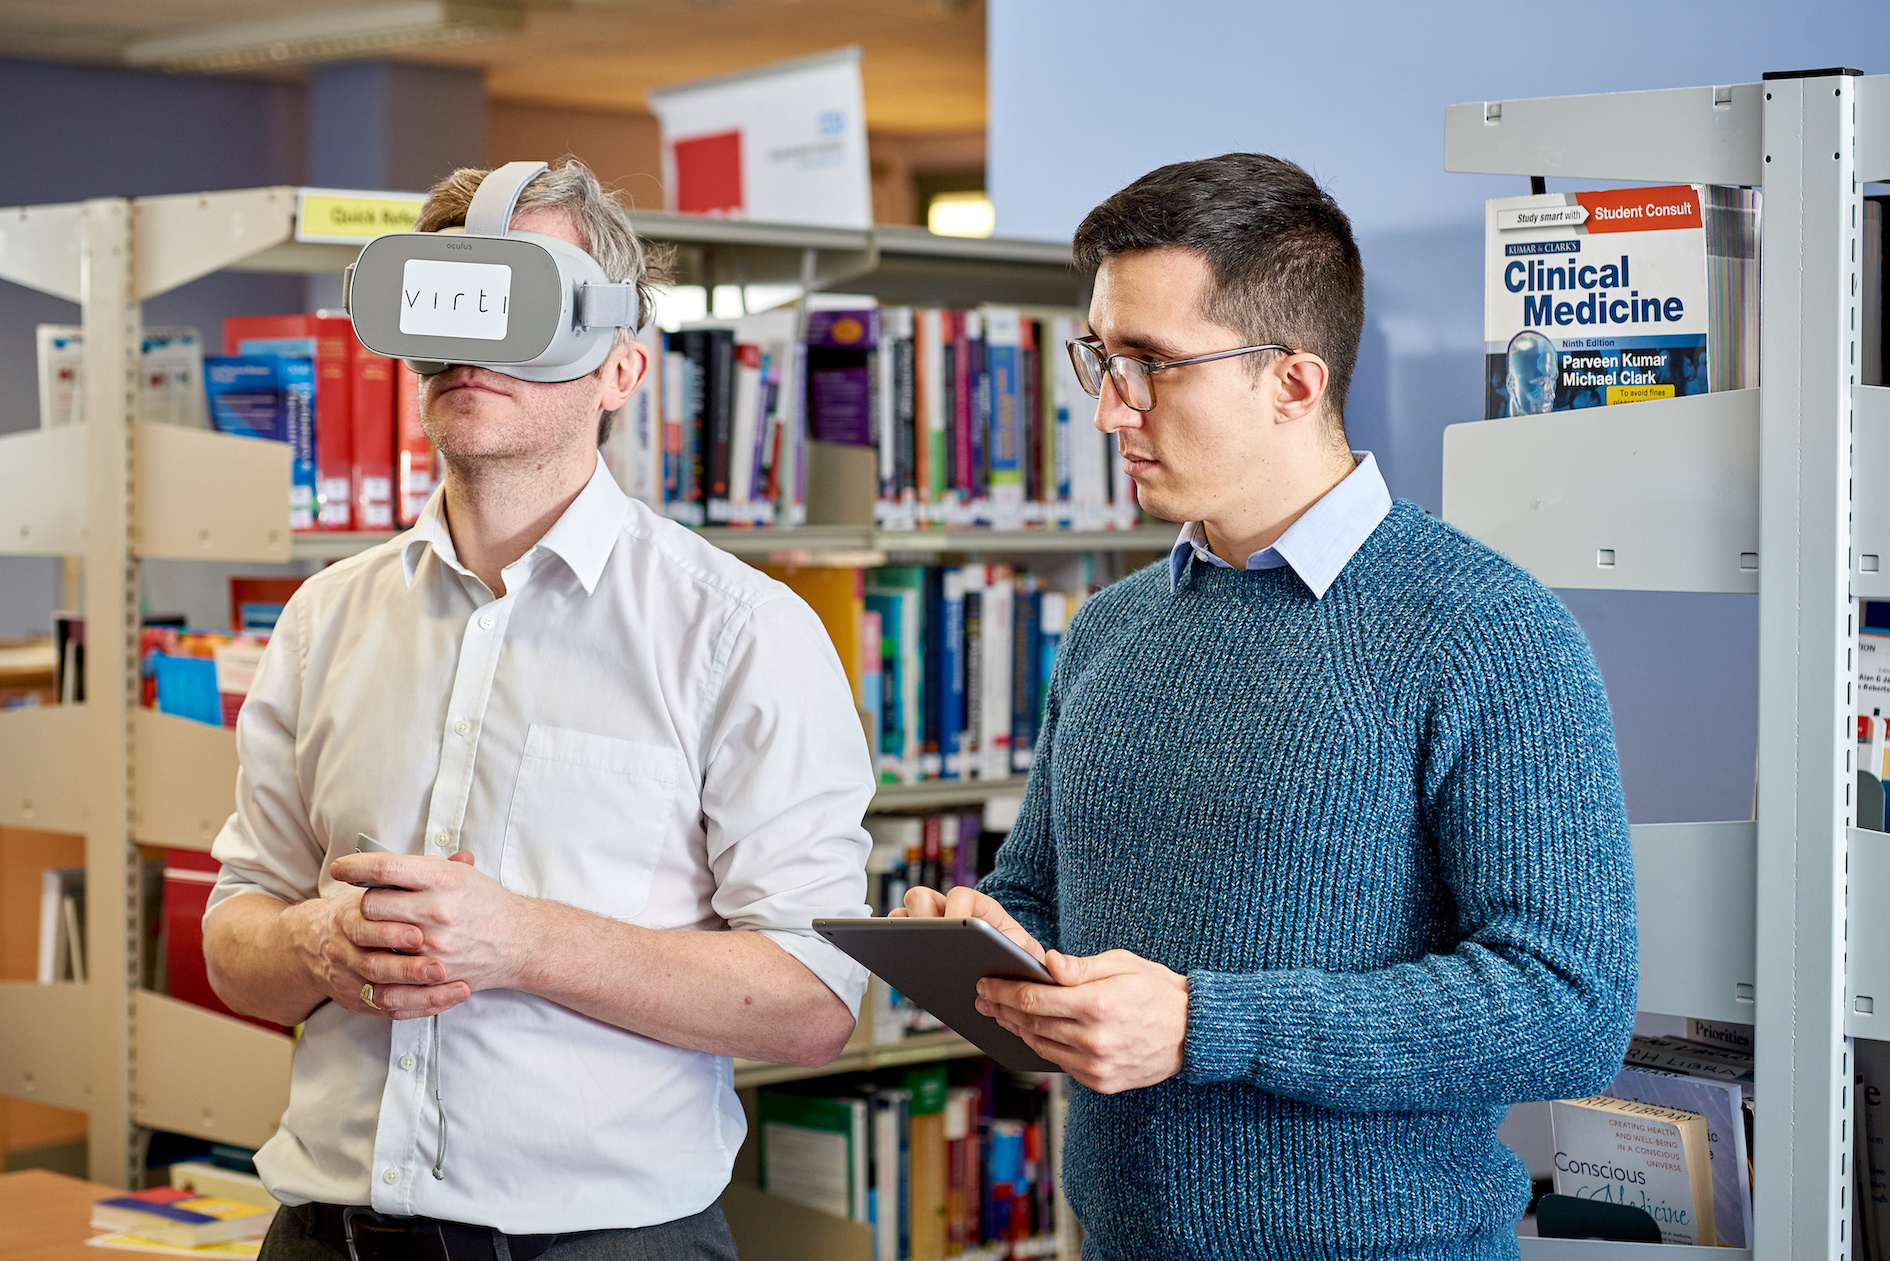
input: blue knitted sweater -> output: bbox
[981,500,1637,1260]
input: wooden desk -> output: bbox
[0,1169,121,1261]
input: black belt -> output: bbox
[297,1202,603,1261]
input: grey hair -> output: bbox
[417,158,670,445]
[418,156,668,336]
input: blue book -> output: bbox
[205,353,317,531]
[983,308,1023,524]
[940,568,967,780]
[921,568,946,780]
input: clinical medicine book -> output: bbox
[1484,185,1759,419]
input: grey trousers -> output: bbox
[258,1201,739,1261]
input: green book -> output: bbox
[758,1091,868,1222]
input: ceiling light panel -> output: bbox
[124,1,523,73]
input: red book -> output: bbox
[352,351,397,531]
[163,850,286,1033]
[396,363,439,526]
[224,315,355,531]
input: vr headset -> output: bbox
[344,160,641,383]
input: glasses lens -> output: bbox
[1067,341,1104,398]
[1109,358,1155,411]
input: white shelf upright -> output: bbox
[1444,68,1889,1261]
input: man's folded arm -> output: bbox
[516,594,875,1067]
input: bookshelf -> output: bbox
[1443,70,1885,1260]
[0,181,1134,1236]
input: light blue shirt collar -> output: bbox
[1168,451,1392,599]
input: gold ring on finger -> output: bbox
[361,983,380,1010]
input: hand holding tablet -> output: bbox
[814,913,1063,1073]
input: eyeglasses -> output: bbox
[1066,336,1295,413]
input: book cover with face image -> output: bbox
[1483,184,1759,418]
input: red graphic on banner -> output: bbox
[1575,185,1701,234]
[673,130,744,216]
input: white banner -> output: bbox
[648,46,871,230]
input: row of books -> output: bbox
[607,303,1139,533]
[35,316,441,533]
[758,1063,1063,1261]
[765,564,1077,784]
[1482,184,1760,419]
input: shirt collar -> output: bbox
[401,455,627,595]
[1167,450,1393,598]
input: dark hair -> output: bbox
[1072,154,1365,428]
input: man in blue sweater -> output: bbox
[898,154,1637,1257]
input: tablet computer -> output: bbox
[813,917,1061,1073]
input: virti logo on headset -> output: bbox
[399,258,513,341]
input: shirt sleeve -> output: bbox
[699,594,876,1014]
[205,588,323,921]
[1180,590,1639,1111]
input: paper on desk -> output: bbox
[85,1234,261,1258]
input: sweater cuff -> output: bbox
[1182,967,1321,1087]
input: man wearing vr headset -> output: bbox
[202,160,873,1261]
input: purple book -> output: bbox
[805,309,880,447]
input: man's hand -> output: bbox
[282,884,468,1023]
[893,885,1045,962]
[328,851,529,1001]
[978,950,1189,1094]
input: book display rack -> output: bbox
[1444,70,1890,1260]
[0,183,1140,1261]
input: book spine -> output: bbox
[394,364,434,526]
[1012,582,1040,772]
[706,329,736,518]
[942,569,967,779]
[351,352,396,532]
[979,569,1013,778]
[662,340,686,508]
[952,313,973,508]
[984,308,1023,528]
[962,582,983,778]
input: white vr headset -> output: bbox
[344,160,641,383]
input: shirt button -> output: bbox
[454,719,471,736]
[399,1054,416,1071]
[382,1168,399,1185]
[435,830,451,847]
[478,615,494,630]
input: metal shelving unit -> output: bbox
[0,186,1131,1198]
[1443,70,1887,1260]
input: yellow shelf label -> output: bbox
[1606,383,1676,406]
[295,189,428,244]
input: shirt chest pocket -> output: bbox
[500,724,687,921]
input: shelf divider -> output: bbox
[132,709,237,853]
[1848,827,1890,1039]
[1853,385,1890,599]
[1631,822,1756,1026]
[131,990,293,1150]
[0,704,90,834]
[0,427,87,557]
[1444,83,1763,185]
[0,982,93,1113]
[0,199,84,301]
[132,187,298,302]
[1441,390,1759,593]
[134,423,292,562]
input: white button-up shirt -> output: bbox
[206,456,874,1234]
